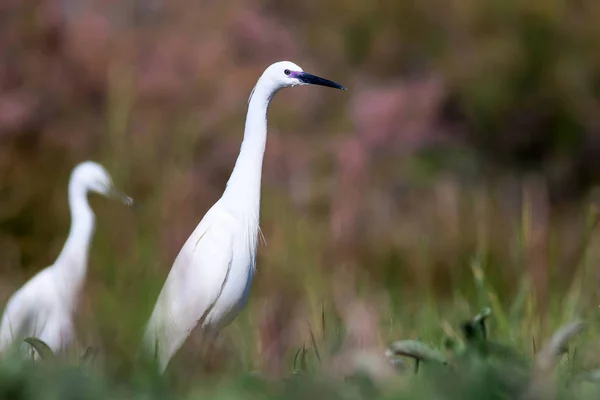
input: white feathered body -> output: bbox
[0,161,126,357]
[0,266,76,354]
[141,61,337,372]
[143,70,272,372]
[144,199,258,371]
[0,204,92,356]
[0,210,91,356]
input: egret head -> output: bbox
[256,61,346,95]
[71,161,135,207]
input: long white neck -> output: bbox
[221,79,275,218]
[53,178,95,305]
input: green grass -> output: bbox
[2,303,599,400]
[4,175,600,399]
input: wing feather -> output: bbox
[143,203,235,372]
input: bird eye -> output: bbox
[284,69,290,76]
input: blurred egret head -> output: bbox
[71,161,134,207]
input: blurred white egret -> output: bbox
[0,161,134,356]
[143,61,346,372]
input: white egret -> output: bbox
[0,161,134,356]
[143,61,346,372]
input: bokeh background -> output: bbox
[2,0,600,387]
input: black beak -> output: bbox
[297,72,346,90]
[108,187,136,208]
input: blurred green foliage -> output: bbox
[2,309,600,399]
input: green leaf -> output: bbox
[536,320,586,371]
[23,337,56,361]
[80,346,97,366]
[386,340,447,364]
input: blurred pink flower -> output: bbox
[352,77,444,153]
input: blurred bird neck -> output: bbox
[54,181,96,301]
[222,81,275,217]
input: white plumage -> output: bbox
[143,61,346,372]
[0,161,134,356]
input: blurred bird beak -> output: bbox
[108,187,136,208]
[297,72,347,90]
